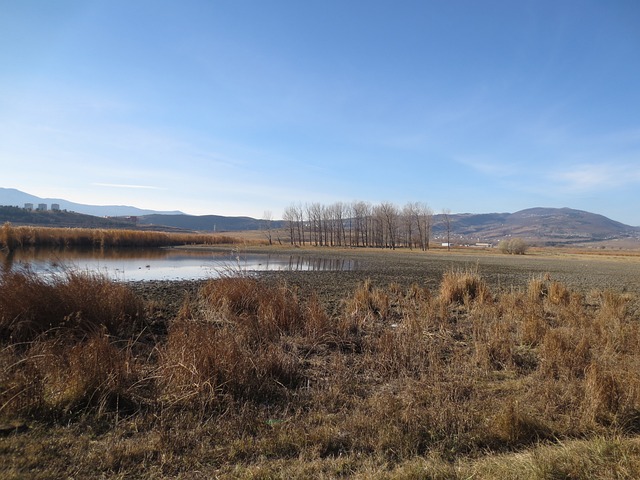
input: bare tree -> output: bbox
[441,208,452,251]
[401,203,414,249]
[332,202,347,246]
[351,201,370,247]
[344,202,354,247]
[415,202,432,251]
[499,237,528,255]
[370,204,383,247]
[379,202,399,249]
[284,199,434,251]
[294,203,305,245]
[321,204,332,246]
[282,205,296,245]
[262,210,273,245]
[307,203,322,246]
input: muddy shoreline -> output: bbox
[129,246,640,322]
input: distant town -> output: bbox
[23,203,61,212]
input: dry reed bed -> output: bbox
[0,223,248,250]
[1,268,640,478]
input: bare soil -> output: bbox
[133,246,640,320]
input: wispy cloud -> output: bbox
[551,163,640,192]
[453,155,520,177]
[92,183,165,190]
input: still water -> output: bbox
[1,248,357,281]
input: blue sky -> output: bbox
[1,1,639,225]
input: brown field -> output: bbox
[2,245,640,478]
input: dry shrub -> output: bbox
[439,268,491,305]
[583,363,621,426]
[342,281,437,364]
[472,290,545,372]
[368,281,467,378]
[556,291,588,328]
[44,334,137,416]
[344,279,391,323]
[0,344,43,419]
[406,282,431,305]
[0,270,144,421]
[1,333,137,420]
[159,321,237,409]
[519,308,549,347]
[314,383,485,468]
[499,237,528,255]
[520,276,584,340]
[547,281,571,305]
[539,328,592,380]
[527,275,548,303]
[370,321,431,377]
[303,292,335,341]
[490,400,552,447]
[197,276,303,340]
[157,276,354,412]
[159,319,301,411]
[492,286,550,348]
[475,323,515,371]
[0,269,143,342]
[598,289,631,321]
[58,271,144,336]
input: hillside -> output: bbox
[435,207,640,245]
[0,188,183,217]
[0,206,139,229]
[137,214,283,232]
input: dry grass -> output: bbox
[0,223,252,250]
[440,267,491,305]
[2,268,640,478]
[0,269,144,342]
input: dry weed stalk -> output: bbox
[0,269,143,342]
[2,267,640,477]
[439,268,491,305]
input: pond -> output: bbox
[1,248,358,281]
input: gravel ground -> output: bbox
[128,247,640,322]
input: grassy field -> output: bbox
[2,246,640,478]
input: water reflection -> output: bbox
[1,248,357,281]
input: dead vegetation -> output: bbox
[0,222,253,251]
[1,267,640,478]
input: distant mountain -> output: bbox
[2,189,638,244]
[0,188,183,217]
[0,205,140,229]
[143,207,637,244]
[433,207,640,245]
[138,214,283,232]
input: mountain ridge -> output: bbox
[435,207,638,242]
[0,188,184,217]
[1,188,639,245]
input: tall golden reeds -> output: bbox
[0,269,144,342]
[0,223,251,251]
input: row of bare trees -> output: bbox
[281,201,433,250]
